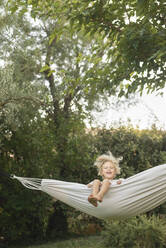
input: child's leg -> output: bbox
[96,179,111,202]
[88,179,101,207]
[92,179,101,196]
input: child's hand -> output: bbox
[87,183,92,188]
[117,180,122,185]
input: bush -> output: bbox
[67,212,104,236]
[102,215,166,248]
[2,123,166,245]
[95,126,166,178]
[0,119,55,245]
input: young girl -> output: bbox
[87,151,123,207]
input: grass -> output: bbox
[12,235,104,248]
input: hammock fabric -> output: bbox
[12,164,166,219]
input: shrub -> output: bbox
[67,212,104,236]
[0,119,55,245]
[2,124,166,245]
[102,215,166,248]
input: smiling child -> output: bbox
[87,151,123,207]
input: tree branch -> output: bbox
[43,37,60,125]
[0,97,44,109]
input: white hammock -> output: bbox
[12,164,166,219]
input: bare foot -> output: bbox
[88,194,98,207]
[95,195,103,203]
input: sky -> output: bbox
[92,89,166,130]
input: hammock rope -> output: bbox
[11,164,166,219]
[12,175,42,190]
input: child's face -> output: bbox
[101,161,116,180]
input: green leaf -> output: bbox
[40,65,50,72]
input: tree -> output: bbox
[9,0,166,96]
[0,2,115,241]
[0,7,57,243]
[65,0,166,96]
[5,1,116,174]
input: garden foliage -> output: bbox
[1,124,166,245]
[102,215,166,248]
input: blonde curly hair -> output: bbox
[94,151,123,176]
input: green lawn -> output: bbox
[13,236,104,248]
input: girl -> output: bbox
[87,152,123,207]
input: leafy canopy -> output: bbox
[9,0,166,96]
[64,0,166,96]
